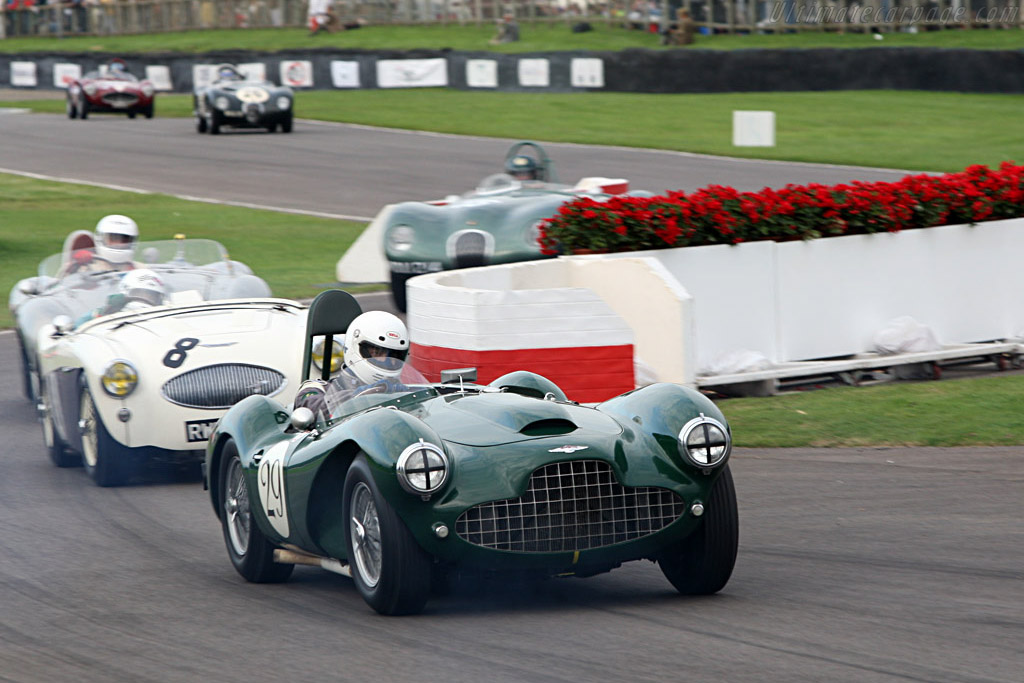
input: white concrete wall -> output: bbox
[408,257,695,384]
[606,218,1024,372]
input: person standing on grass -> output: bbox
[307,0,336,35]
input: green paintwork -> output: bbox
[205,375,731,576]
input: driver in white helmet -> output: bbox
[294,310,411,419]
[76,268,168,325]
[59,214,140,277]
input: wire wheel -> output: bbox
[350,481,383,588]
[224,457,251,558]
[79,392,99,469]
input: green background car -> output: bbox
[382,142,646,311]
[204,290,739,615]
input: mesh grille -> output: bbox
[161,363,285,409]
[456,460,685,553]
[101,92,139,106]
[452,231,487,269]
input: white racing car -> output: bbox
[35,296,341,486]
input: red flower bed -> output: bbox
[538,163,1024,255]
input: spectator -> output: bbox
[307,0,336,35]
[489,11,519,44]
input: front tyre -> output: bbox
[219,439,294,583]
[658,464,738,595]
[66,95,78,119]
[344,455,431,615]
[280,111,293,133]
[79,387,133,486]
[142,102,154,119]
[209,109,222,135]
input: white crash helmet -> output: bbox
[344,311,409,385]
[95,214,139,264]
[119,268,167,307]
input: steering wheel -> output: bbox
[353,381,389,397]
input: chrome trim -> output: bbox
[678,414,731,468]
[396,439,449,496]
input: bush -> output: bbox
[538,162,1024,255]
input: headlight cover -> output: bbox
[387,225,415,253]
[311,336,344,373]
[141,83,155,97]
[214,96,230,110]
[276,96,291,110]
[101,361,138,398]
[396,439,449,497]
[678,414,731,468]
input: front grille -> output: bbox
[451,231,488,269]
[456,460,685,553]
[102,92,139,106]
[161,363,285,409]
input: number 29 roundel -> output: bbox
[255,434,305,538]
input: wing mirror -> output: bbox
[289,406,316,431]
[18,280,37,296]
[52,315,74,335]
[441,367,477,384]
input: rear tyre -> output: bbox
[16,331,35,403]
[80,387,133,486]
[40,380,80,468]
[658,464,738,595]
[390,272,412,314]
[266,122,277,133]
[280,112,293,133]
[219,439,294,583]
[344,455,431,615]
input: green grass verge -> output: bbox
[1,24,1022,54]
[5,89,1024,173]
[0,172,372,330]
[722,374,1024,447]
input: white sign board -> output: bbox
[330,60,360,88]
[145,65,173,91]
[280,60,313,88]
[11,61,37,87]
[466,59,498,89]
[376,58,448,89]
[192,64,218,90]
[517,59,550,88]
[53,63,82,89]
[571,58,604,88]
[238,62,267,82]
[733,110,776,147]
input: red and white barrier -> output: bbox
[407,257,693,402]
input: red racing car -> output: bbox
[67,59,156,120]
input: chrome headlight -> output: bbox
[526,220,545,248]
[396,439,449,497]
[678,414,731,467]
[141,83,155,97]
[387,225,415,253]
[311,336,344,374]
[276,96,291,110]
[101,361,138,398]
[83,83,97,96]
[214,96,230,110]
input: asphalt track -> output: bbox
[1,111,1021,682]
[0,111,914,220]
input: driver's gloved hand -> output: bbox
[294,379,329,420]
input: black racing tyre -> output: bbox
[390,272,412,314]
[266,122,277,133]
[658,464,738,595]
[344,455,431,615]
[209,110,222,135]
[127,111,137,119]
[40,380,80,468]
[219,439,294,583]
[196,112,208,133]
[66,96,78,119]
[280,111,293,133]
[16,331,35,403]
[143,103,154,119]
[79,387,133,487]
[79,100,89,119]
